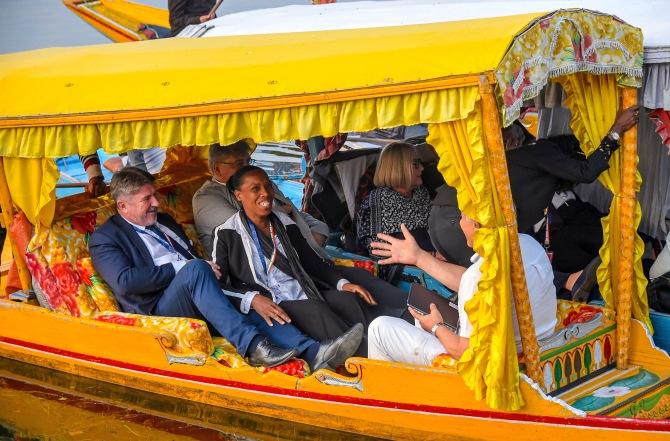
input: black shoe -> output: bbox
[571,256,602,302]
[311,323,364,371]
[247,338,297,368]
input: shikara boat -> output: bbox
[2,4,670,439]
[62,0,170,42]
[62,0,670,352]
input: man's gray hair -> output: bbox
[208,140,251,173]
[110,166,155,201]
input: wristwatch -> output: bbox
[607,130,621,142]
[431,322,448,336]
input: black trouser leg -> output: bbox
[280,290,371,356]
[280,297,351,342]
[335,265,408,318]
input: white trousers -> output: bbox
[368,316,446,366]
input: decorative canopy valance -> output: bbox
[496,9,643,126]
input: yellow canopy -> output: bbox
[0,13,542,151]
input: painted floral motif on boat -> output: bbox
[571,369,661,413]
[532,301,617,394]
[616,385,670,419]
[495,9,644,126]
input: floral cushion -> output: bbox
[26,210,119,317]
[432,353,458,369]
[211,337,310,378]
[95,311,214,365]
[330,257,378,277]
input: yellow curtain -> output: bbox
[3,157,58,227]
[0,88,478,158]
[428,100,523,411]
[556,73,651,330]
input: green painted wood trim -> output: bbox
[540,324,617,361]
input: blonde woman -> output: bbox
[356,142,433,268]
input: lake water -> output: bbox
[0,357,378,441]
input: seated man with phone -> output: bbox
[367,216,557,366]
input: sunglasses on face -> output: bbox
[411,158,423,168]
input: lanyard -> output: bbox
[543,208,553,262]
[134,225,180,257]
[247,219,277,275]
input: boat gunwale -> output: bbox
[1,332,669,433]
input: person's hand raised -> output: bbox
[610,105,640,135]
[370,224,424,266]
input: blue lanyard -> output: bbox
[247,219,277,274]
[134,225,177,256]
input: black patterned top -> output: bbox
[356,186,432,256]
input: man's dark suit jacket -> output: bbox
[89,213,198,315]
[506,136,609,234]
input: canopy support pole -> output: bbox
[0,158,32,291]
[616,87,638,370]
[478,75,542,386]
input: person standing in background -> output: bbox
[168,0,216,36]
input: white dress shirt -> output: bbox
[240,228,349,314]
[123,217,192,274]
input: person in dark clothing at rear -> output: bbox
[168,0,216,36]
[505,106,639,235]
[504,105,640,299]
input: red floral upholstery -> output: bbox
[94,311,214,365]
[26,209,118,317]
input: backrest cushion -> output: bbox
[26,208,119,317]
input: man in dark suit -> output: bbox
[89,167,362,370]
